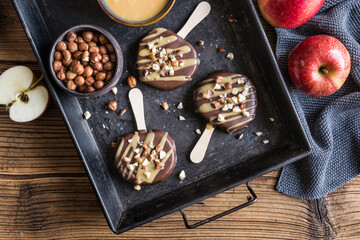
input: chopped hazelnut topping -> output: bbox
[226,52,234,60]
[233,106,241,113]
[179,116,185,121]
[255,131,263,136]
[232,88,239,95]
[177,102,183,109]
[159,151,166,159]
[232,96,238,103]
[238,94,246,103]
[216,76,223,84]
[111,87,118,95]
[227,103,234,109]
[123,157,131,163]
[211,101,220,109]
[144,172,151,179]
[238,78,245,84]
[142,159,150,166]
[83,111,91,119]
[127,164,135,171]
[214,83,221,90]
[242,111,250,117]
[218,114,225,122]
[178,170,186,180]
[222,105,229,111]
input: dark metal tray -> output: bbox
[12,0,310,234]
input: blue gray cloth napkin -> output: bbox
[275,0,360,199]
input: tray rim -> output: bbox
[11,0,311,234]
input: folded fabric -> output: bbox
[275,0,360,199]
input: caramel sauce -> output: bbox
[104,0,169,22]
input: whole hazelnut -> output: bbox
[66,80,77,90]
[92,32,99,43]
[67,41,78,53]
[99,45,107,54]
[57,70,66,81]
[101,54,110,64]
[79,85,87,92]
[94,80,105,90]
[56,41,67,51]
[54,51,63,61]
[83,66,94,78]
[53,60,63,72]
[108,101,117,111]
[104,62,114,71]
[75,76,85,86]
[95,72,106,81]
[70,59,80,69]
[78,42,89,51]
[88,41,97,47]
[66,71,77,80]
[105,71,114,82]
[110,53,116,62]
[62,58,73,67]
[73,51,83,60]
[81,61,89,67]
[73,63,84,75]
[85,86,95,93]
[93,70,99,76]
[99,35,109,45]
[91,62,103,71]
[82,31,94,42]
[90,52,102,63]
[76,36,85,44]
[66,32,77,42]
[85,76,95,86]
[105,43,115,53]
[63,50,71,60]
[81,51,90,62]
[89,46,99,53]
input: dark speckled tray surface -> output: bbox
[12,0,310,234]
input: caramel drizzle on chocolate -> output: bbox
[115,131,173,183]
[136,28,199,82]
[195,74,257,134]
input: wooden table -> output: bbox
[1,0,359,239]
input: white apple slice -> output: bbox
[9,85,49,122]
[0,66,35,105]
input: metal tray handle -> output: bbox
[180,182,257,229]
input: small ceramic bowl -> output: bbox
[49,24,123,97]
[97,0,176,27]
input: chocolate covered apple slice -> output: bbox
[190,71,257,163]
[114,89,177,189]
[136,2,211,90]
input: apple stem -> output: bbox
[28,74,44,90]
[319,67,329,75]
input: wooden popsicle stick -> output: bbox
[190,124,215,163]
[177,1,211,39]
[128,88,147,132]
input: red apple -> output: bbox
[0,66,49,122]
[258,0,325,29]
[288,35,351,98]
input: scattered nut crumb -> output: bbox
[179,116,185,121]
[255,131,263,136]
[83,111,91,119]
[228,17,238,22]
[111,87,118,95]
[263,139,269,144]
[237,133,244,139]
[195,129,201,134]
[108,101,117,111]
[102,124,106,129]
[161,102,169,111]
[178,170,186,180]
[134,185,141,191]
[198,40,204,46]
[119,108,127,116]
[226,52,234,60]
[177,102,183,109]
[218,48,225,52]
[105,111,109,114]
[111,142,117,148]
[269,117,275,122]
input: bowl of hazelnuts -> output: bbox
[49,25,123,97]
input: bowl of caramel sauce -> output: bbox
[98,0,176,26]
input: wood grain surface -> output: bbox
[0,0,359,239]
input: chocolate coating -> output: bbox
[114,130,177,185]
[194,71,257,134]
[136,28,199,91]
